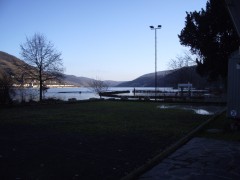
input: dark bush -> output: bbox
[0,74,14,105]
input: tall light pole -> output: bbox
[150,25,161,101]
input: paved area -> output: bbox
[139,137,240,179]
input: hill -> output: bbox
[63,74,93,86]
[0,51,30,79]
[117,70,174,87]
[0,51,124,87]
[117,67,210,89]
[63,75,123,87]
[0,51,211,88]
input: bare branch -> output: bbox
[20,33,64,101]
[88,77,109,98]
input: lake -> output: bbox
[13,87,174,102]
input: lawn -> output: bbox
[197,112,240,142]
[0,101,220,179]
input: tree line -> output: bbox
[178,0,239,87]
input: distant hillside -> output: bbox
[0,51,30,79]
[0,51,124,87]
[117,67,210,89]
[163,66,210,88]
[104,80,125,87]
[138,70,174,78]
[63,75,124,87]
[0,51,210,88]
[63,75,93,86]
[118,70,174,87]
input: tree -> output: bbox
[0,73,14,105]
[20,33,64,101]
[88,78,109,98]
[178,0,239,83]
[168,51,197,85]
[168,51,196,70]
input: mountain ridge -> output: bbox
[0,51,209,88]
[0,51,124,86]
[117,66,210,88]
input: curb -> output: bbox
[121,108,226,180]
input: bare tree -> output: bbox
[168,50,196,70]
[88,78,109,98]
[168,51,197,85]
[20,33,64,101]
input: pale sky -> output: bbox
[0,0,207,81]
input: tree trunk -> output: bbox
[39,80,43,101]
[39,69,43,101]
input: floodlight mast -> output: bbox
[150,25,162,101]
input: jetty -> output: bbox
[58,91,81,94]
[98,89,224,102]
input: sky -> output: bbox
[0,0,207,81]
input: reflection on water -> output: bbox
[44,87,136,101]
[12,87,135,102]
[13,87,170,102]
[45,87,98,101]
[157,105,221,115]
[13,88,39,102]
[193,109,213,115]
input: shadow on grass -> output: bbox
[0,101,224,179]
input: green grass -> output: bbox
[0,101,224,179]
[197,112,240,141]
[1,101,211,137]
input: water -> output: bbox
[45,87,98,101]
[45,87,135,101]
[45,87,173,100]
[13,87,171,102]
[157,105,221,115]
[12,88,223,116]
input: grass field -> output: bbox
[198,112,240,141]
[0,101,221,179]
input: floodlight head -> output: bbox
[158,25,162,28]
[149,26,154,29]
